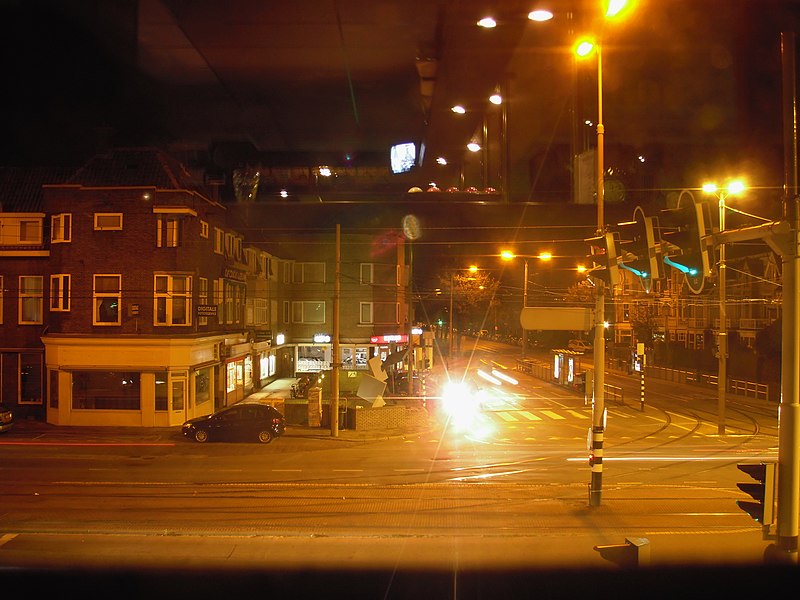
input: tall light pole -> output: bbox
[500,250,552,356]
[703,180,745,436]
[448,265,479,358]
[575,0,631,507]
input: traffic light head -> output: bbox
[660,190,712,294]
[736,462,776,525]
[616,206,664,292]
[584,231,621,287]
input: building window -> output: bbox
[72,371,140,410]
[0,276,3,324]
[283,300,290,323]
[155,371,168,411]
[292,262,325,283]
[19,220,42,243]
[360,263,374,284]
[154,274,192,326]
[19,276,43,324]
[93,274,121,325]
[50,274,71,311]
[198,277,209,325]
[223,280,244,325]
[49,370,59,408]
[20,353,43,404]
[360,302,373,324]
[254,298,268,325]
[157,215,182,247]
[214,228,224,254]
[51,213,72,243]
[94,213,123,231]
[200,220,209,238]
[214,279,223,320]
[292,301,325,324]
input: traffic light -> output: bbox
[736,462,776,525]
[584,231,621,286]
[616,206,664,292]
[659,189,713,294]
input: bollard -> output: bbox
[593,537,650,568]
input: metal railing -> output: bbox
[645,365,771,401]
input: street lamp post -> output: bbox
[703,180,745,436]
[500,251,552,356]
[576,0,632,507]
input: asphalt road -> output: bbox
[0,341,793,596]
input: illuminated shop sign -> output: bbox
[370,334,408,344]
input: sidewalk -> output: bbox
[240,376,433,442]
[6,376,433,444]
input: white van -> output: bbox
[568,339,592,352]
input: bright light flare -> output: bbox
[605,0,630,18]
[575,40,595,58]
[441,381,485,432]
[528,10,554,22]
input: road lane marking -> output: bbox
[518,411,541,421]
[566,410,589,419]
[541,410,565,420]
[0,534,18,548]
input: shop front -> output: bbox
[223,341,253,406]
[42,335,221,427]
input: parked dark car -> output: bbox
[0,403,13,433]
[182,402,285,443]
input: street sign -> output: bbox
[520,307,594,331]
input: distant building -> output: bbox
[0,148,413,427]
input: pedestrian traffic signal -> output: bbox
[660,190,713,294]
[584,231,621,286]
[736,462,776,525]
[616,206,663,292]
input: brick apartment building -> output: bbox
[1,148,413,427]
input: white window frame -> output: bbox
[359,302,373,324]
[360,263,374,285]
[51,213,72,243]
[214,228,224,254]
[94,213,123,231]
[198,277,209,325]
[157,215,181,248]
[200,220,209,238]
[283,300,290,324]
[154,274,192,326]
[18,276,43,324]
[93,274,122,325]
[292,262,325,283]
[291,300,325,324]
[50,274,71,311]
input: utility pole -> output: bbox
[776,31,799,562]
[331,224,340,437]
[407,240,414,396]
[589,43,606,508]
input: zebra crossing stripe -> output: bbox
[566,410,590,419]
[497,412,518,422]
[518,411,541,421]
[541,410,566,420]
